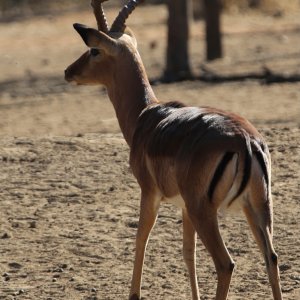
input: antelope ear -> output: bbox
[73,23,119,56]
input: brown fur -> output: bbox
[64,6,282,299]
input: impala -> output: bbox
[64,1,282,299]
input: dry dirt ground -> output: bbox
[0,5,300,300]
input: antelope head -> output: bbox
[64,0,142,87]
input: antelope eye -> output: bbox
[90,48,100,56]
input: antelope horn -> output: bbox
[91,0,109,33]
[110,0,144,33]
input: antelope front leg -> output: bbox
[182,209,200,300]
[129,191,160,300]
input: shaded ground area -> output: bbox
[0,5,300,300]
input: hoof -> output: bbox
[129,294,140,300]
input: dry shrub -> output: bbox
[222,0,300,14]
[0,0,86,20]
[0,0,299,21]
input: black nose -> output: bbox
[64,69,71,82]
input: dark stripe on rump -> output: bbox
[254,150,269,186]
[208,152,235,201]
[228,144,252,206]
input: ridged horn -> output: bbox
[91,0,109,33]
[110,0,144,33]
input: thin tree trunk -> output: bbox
[203,0,222,61]
[164,0,192,82]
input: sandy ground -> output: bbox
[0,4,300,300]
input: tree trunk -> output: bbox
[203,0,222,61]
[164,0,192,82]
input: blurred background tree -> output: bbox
[1,0,298,82]
[164,0,193,82]
[203,0,222,61]
[163,0,222,82]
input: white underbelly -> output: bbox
[164,194,186,208]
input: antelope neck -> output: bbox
[106,53,158,146]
